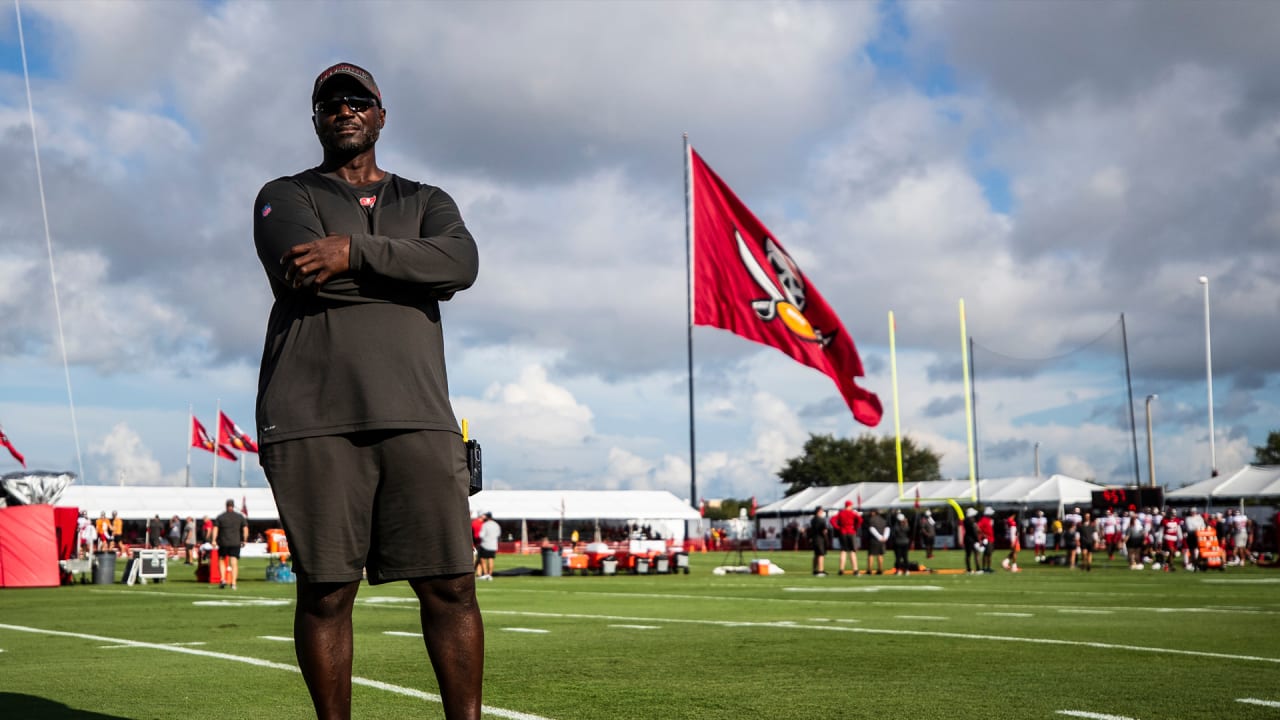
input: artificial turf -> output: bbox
[0,549,1276,719]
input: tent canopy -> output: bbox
[1167,465,1280,500]
[54,486,702,525]
[758,475,1105,515]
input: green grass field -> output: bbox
[1,549,1277,719]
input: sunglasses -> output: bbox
[313,96,380,116]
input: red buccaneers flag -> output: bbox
[218,411,259,454]
[0,426,26,467]
[690,148,882,426]
[191,416,237,461]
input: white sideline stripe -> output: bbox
[259,635,293,642]
[482,611,1280,665]
[0,623,553,720]
[495,588,1276,615]
[609,624,660,630]
[1056,711,1137,719]
[784,585,944,593]
[1237,698,1280,708]
[1202,578,1280,584]
[1057,609,1114,615]
[503,628,550,634]
[102,641,207,649]
[383,631,420,637]
[895,615,948,621]
[980,612,1033,617]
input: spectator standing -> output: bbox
[477,513,500,581]
[978,508,996,573]
[809,507,830,577]
[183,516,199,564]
[211,499,248,589]
[1051,515,1064,551]
[917,510,937,559]
[890,513,912,575]
[1100,508,1120,561]
[831,500,861,575]
[963,508,981,574]
[865,509,889,575]
[1063,520,1081,570]
[1078,513,1097,572]
[1183,508,1205,570]
[76,511,95,558]
[147,515,165,548]
[168,515,182,551]
[110,511,123,551]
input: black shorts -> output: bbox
[868,540,885,556]
[261,429,473,584]
[218,545,241,559]
[477,547,496,560]
[812,538,827,556]
[840,533,857,551]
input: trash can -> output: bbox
[600,557,618,575]
[92,552,116,585]
[635,557,650,574]
[655,556,670,574]
[541,546,562,577]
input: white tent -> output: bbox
[757,475,1106,517]
[54,486,701,540]
[1167,465,1280,500]
[470,490,701,542]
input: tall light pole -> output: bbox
[1145,394,1158,488]
[1034,442,1041,478]
[1198,276,1217,477]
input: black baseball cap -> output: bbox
[312,62,381,105]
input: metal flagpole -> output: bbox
[212,399,220,487]
[683,133,697,510]
[960,300,977,503]
[185,405,193,487]
[1121,313,1141,485]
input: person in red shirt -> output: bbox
[977,507,996,573]
[831,500,863,575]
[470,512,485,577]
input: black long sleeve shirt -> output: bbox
[252,169,478,445]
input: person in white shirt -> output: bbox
[1028,510,1048,562]
[477,512,501,580]
[1183,508,1205,570]
[1099,508,1121,561]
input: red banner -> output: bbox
[218,411,259,454]
[690,148,882,426]
[0,427,25,468]
[192,416,237,461]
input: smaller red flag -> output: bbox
[192,416,237,461]
[914,487,921,509]
[241,495,248,517]
[749,496,758,518]
[218,411,259,453]
[699,499,706,518]
[0,427,26,468]
[856,492,862,511]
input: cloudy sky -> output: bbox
[1,0,1277,504]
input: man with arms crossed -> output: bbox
[254,63,481,719]
[211,499,248,589]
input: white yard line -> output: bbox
[895,615,948,621]
[502,628,550,634]
[475,610,1280,665]
[383,631,421,637]
[1237,698,1280,708]
[608,624,660,630]
[1056,710,1138,720]
[979,612,1033,617]
[258,635,294,642]
[0,623,553,720]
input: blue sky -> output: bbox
[2,1,1277,504]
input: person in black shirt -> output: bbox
[809,507,830,576]
[253,63,481,720]
[211,499,248,589]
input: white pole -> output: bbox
[1034,442,1040,478]
[1198,276,1217,476]
[212,399,220,488]
[1145,394,1158,487]
[185,405,193,487]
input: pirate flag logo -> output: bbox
[734,229,836,345]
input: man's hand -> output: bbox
[282,235,352,289]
